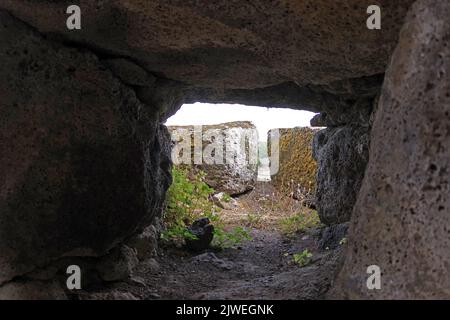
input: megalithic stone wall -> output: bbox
[331,0,450,299]
[268,127,318,207]
[167,121,259,195]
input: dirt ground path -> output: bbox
[134,183,343,300]
[144,228,341,300]
[81,183,344,300]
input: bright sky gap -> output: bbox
[165,103,317,141]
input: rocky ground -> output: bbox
[77,183,345,300]
[147,229,343,300]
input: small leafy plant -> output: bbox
[221,193,232,203]
[243,213,262,228]
[279,210,322,236]
[162,167,251,248]
[213,226,252,249]
[292,249,313,267]
[161,167,215,244]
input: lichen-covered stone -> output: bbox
[167,122,258,195]
[331,0,450,299]
[268,127,317,205]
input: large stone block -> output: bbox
[269,127,317,205]
[312,126,370,225]
[332,0,450,299]
[0,0,414,91]
[0,11,171,285]
[168,122,258,195]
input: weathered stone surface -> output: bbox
[269,127,317,205]
[0,0,414,93]
[102,58,156,87]
[168,122,258,195]
[135,258,161,275]
[0,0,447,301]
[0,280,67,300]
[310,97,376,127]
[185,218,215,252]
[24,264,59,282]
[212,192,238,210]
[96,245,139,282]
[79,290,138,300]
[0,2,413,124]
[318,223,349,251]
[312,126,370,225]
[332,0,450,299]
[0,11,171,285]
[126,225,159,261]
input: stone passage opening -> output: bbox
[1,0,448,300]
[150,102,344,299]
[166,102,317,182]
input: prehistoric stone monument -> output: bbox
[168,122,258,195]
[269,127,317,206]
[0,0,447,299]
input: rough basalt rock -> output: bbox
[96,245,139,282]
[269,127,318,205]
[0,280,67,300]
[168,122,258,195]
[0,0,446,300]
[185,218,215,252]
[0,1,414,108]
[331,0,450,299]
[126,225,159,261]
[0,11,171,286]
[312,126,370,225]
[310,97,376,127]
[318,223,349,251]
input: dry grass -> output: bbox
[219,182,321,233]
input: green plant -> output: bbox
[292,249,313,267]
[161,167,216,244]
[339,237,347,245]
[279,210,322,236]
[222,193,232,203]
[244,213,262,228]
[213,226,252,249]
[162,167,252,248]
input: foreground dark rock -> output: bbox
[312,125,371,225]
[185,218,215,252]
[0,11,171,289]
[331,0,450,299]
[318,223,349,251]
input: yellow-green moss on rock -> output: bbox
[268,127,318,205]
